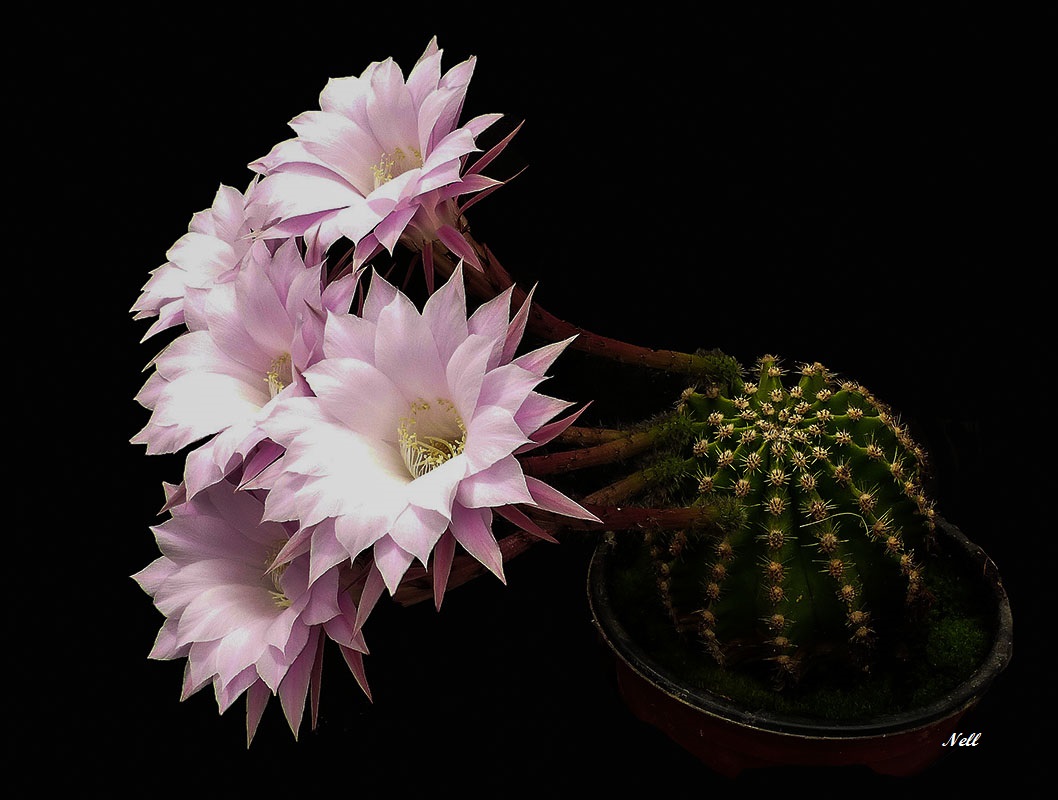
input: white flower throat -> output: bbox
[371,146,423,189]
[398,398,466,479]
[265,541,291,609]
[265,353,293,399]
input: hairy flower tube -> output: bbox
[252,266,599,606]
[131,238,358,501]
[133,480,370,745]
[248,37,503,273]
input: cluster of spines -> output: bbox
[645,527,729,665]
[652,355,937,681]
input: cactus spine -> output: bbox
[645,355,938,685]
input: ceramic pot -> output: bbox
[586,517,1013,777]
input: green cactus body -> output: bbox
[646,355,937,684]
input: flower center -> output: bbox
[371,146,423,189]
[265,353,293,399]
[264,541,291,609]
[398,398,466,478]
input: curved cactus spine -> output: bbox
[645,355,937,684]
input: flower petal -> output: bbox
[449,504,504,583]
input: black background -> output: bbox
[17,3,1050,794]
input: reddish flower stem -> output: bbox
[554,425,630,446]
[392,470,719,607]
[520,427,660,476]
[430,239,735,382]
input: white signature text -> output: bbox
[942,732,982,747]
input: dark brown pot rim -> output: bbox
[587,516,1013,740]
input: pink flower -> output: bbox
[255,266,598,607]
[131,180,273,341]
[248,37,503,274]
[130,238,357,501]
[132,481,370,745]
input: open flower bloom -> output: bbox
[131,180,273,341]
[255,266,598,607]
[131,238,358,501]
[133,481,370,744]
[247,37,503,273]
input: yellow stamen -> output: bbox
[371,147,424,189]
[264,542,292,609]
[265,353,292,398]
[398,398,467,478]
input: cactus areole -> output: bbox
[643,355,943,686]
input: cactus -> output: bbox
[641,354,939,686]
